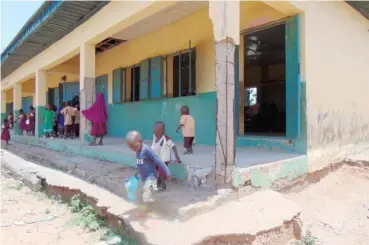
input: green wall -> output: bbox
[107,92,216,144]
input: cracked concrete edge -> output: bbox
[193,214,302,245]
[1,153,149,245]
[1,158,43,192]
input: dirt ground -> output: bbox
[0,170,105,245]
[286,165,369,245]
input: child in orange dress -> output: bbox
[176,106,195,154]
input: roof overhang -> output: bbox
[347,1,369,20]
[1,1,108,80]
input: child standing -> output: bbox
[43,104,55,139]
[57,102,65,137]
[28,106,36,136]
[1,119,11,145]
[73,104,80,138]
[8,112,14,129]
[61,101,75,139]
[18,109,27,135]
[176,106,195,154]
[126,131,171,204]
[151,121,181,190]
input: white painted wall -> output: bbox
[298,1,369,170]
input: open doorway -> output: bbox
[243,23,286,137]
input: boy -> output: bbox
[126,131,171,204]
[151,121,181,190]
[176,105,195,154]
[57,102,66,137]
[61,101,75,139]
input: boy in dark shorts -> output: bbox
[176,106,195,154]
[126,131,171,204]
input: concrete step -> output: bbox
[1,150,303,245]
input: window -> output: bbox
[173,49,196,98]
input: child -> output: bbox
[61,101,75,139]
[151,121,181,190]
[18,109,27,135]
[126,131,171,204]
[57,102,66,137]
[43,104,55,139]
[8,112,14,130]
[1,119,11,145]
[176,105,195,154]
[72,104,80,138]
[28,106,36,136]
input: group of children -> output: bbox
[126,105,195,205]
[43,101,80,139]
[1,101,81,144]
[2,102,196,208]
[1,106,36,145]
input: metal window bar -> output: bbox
[165,55,168,98]
[132,65,135,102]
[189,40,192,94]
[178,51,182,97]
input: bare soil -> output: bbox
[1,170,104,245]
[286,165,369,245]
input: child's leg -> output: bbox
[142,178,157,203]
[189,137,194,153]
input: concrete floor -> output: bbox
[24,135,302,170]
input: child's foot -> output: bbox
[50,136,54,139]
[98,141,103,145]
[89,142,97,146]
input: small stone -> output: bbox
[44,208,50,214]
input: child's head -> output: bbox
[75,103,80,110]
[180,106,190,115]
[8,112,13,117]
[19,109,24,114]
[46,104,51,110]
[3,118,8,123]
[67,101,72,106]
[154,121,165,137]
[29,105,34,111]
[126,131,143,153]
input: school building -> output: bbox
[1,1,369,185]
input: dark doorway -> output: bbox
[243,23,286,136]
[131,66,140,102]
[173,51,196,97]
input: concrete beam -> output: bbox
[35,70,47,138]
[209,0,240,184]
[79,43,96,145]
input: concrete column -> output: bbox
[1,91,7,122]
[79,43,96,144]
[13,83,22,135]
[35,70,47,138]
[209,0,240,184]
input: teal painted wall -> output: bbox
[107,92,216,144]
[1,113,6,124]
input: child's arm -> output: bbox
[167,138,181,163]
[176,115,185,133]
[172,146,181,163]
[148,149,171,179]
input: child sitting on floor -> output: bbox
[151,121,181,190]
[126,131,171,204]
[176,105,195,154]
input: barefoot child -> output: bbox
[151,121,181,190]
[176,105,195,154]
[43,104,55,139]
[126,131,171,204]
[1,119,11,145]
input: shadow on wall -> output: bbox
[107,92,216,145]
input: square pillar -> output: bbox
[13,83,22,135]
[1,91,6,122]
[79,43,96,144]
[35,70,47,138]
[209,0,240,184]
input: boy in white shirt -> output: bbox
[151,121,181,190]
